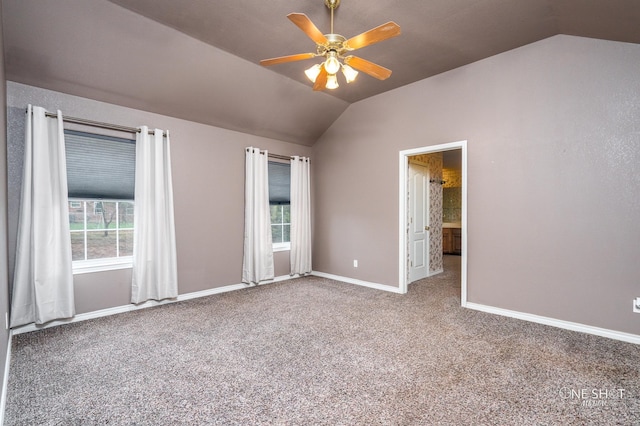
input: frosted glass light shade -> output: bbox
[326,74,339,90]
[324,53,341,75]
[341,65,358,83]
[304,64,322,83]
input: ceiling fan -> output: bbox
[260,0,401,91]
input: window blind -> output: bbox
[268,161,290,205]
[64,130,136,200]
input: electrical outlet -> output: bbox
[353,260,358,268]
[634,298,640,313]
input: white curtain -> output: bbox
[290,156,312,275]
[11,105,75,327]
[131,127,178,304]
[242,147,274,284]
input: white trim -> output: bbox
[399,141,468,303]
[73,257,132,275]
[311,271,404,294]
[466,302,640,345]
[272,242,291,252]
[408,269,443,285]
[0,332,11,426]
[428,268,444,277]
[11,274,294,335]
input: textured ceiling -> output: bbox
[4,0,640,145]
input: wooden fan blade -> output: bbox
[345,22,401,50]
[344,56,392,80]
[260,53,316,66]
[288,13,328,45]
[313,65,328,91]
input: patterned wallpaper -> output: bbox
[442,168,462,223]
[442,168,462,188]
[409,153,443,274]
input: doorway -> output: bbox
[398,141,467,305]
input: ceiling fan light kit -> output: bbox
[260,0,400,91]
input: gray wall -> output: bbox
[0,1,12,398]
[6,82,309,315]
[312,35,640,335]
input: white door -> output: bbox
[408,162,429,283]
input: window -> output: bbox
[65,130,136,272]
[270,204,290,249]
[268,161,291,251]
[69,200,134,262]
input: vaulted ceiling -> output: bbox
[4,0,640,145]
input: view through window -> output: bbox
[270,204,290,245]
[69,200,134,262]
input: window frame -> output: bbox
[64,128,136,274]
[270,203,291,252]
[268,160,291,252]
[70,198,134,274]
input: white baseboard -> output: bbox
[311,271,404,294]
[428,268,444,277]
[11,274,294,335]
[0,333,11,426]
[465,302,640,345]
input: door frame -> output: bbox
[398,140,467,305]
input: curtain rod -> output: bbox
[250,149,308,162]
[39,111,166,136]
[267,153,296,161]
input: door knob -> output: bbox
[425,225,430,231]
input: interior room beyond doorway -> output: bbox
[398,142,467,303]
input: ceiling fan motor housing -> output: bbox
[318,34,348,56]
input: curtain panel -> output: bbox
[290,156,312,275]
[11,105,75,327]
[242,147,274,284]
[131,127,178,303]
